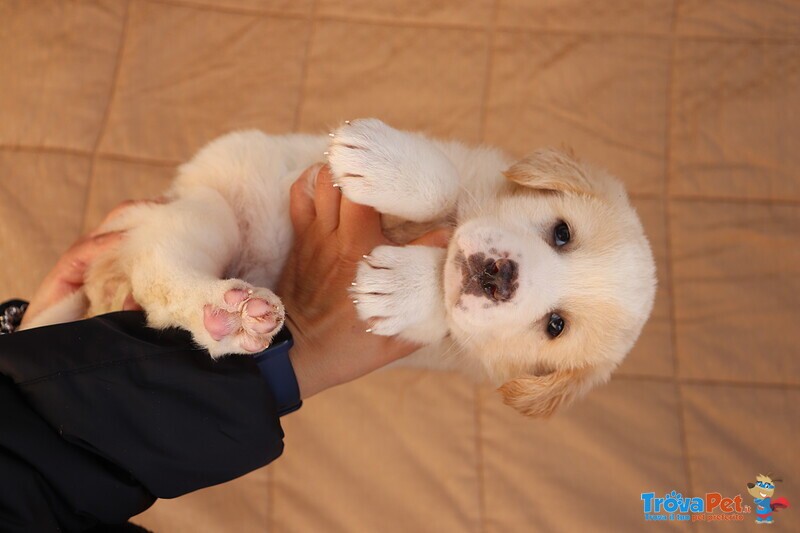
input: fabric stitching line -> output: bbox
[79,0,133,233]
[664,0,695,495]
[291,0,318,132]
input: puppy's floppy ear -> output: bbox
[504,148,630,204]
[498,364,605,418]
[504,148,594,195]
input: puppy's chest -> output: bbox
[221,187,459,286]
[225,203,294,290]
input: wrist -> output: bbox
[287,350,309,399]
[285,327,321,400]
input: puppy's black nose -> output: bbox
[479,258,518,302]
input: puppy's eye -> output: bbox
[554,222,570,247]
[547,313,565,338]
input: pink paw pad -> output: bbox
[203,288,283,352]
[203,306,236,341]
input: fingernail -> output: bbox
[93,230,126,242]
[317,164,331,177]
[305,163,324,184]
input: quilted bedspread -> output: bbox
[0,1,797,531]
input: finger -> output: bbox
[337,194,386,249]
[408,228,452,248]
[382,336,425,363]
[57,231,126,286]
[122,293,143,311]
[289,165,320,236]
[313,165,341,232]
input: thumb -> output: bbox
[408,228,452,248]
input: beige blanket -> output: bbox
[1,1,797,531]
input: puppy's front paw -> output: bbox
[201,283,285,357]
[351,245,448,344]
[327,119,459,221]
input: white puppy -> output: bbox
[24,119,656,417]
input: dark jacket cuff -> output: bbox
[0,299,29,335]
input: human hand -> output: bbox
[277,165,451,399]
[20,201,149,328]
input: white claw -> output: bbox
[333,183,342,189]
[352,299,360,304]
[351,282,357,287]
[362,254,371,260]
[344,120,351,125]
[323,151,329,156]
[365,328,373,333]
[328,132,335,138]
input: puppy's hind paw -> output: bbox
[201,285,285,357]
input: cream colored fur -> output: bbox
[22,119,657,417]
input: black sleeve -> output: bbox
[0,311,286,531]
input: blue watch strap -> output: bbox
[253,326,302,417]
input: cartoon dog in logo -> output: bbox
[747,474,790,524]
